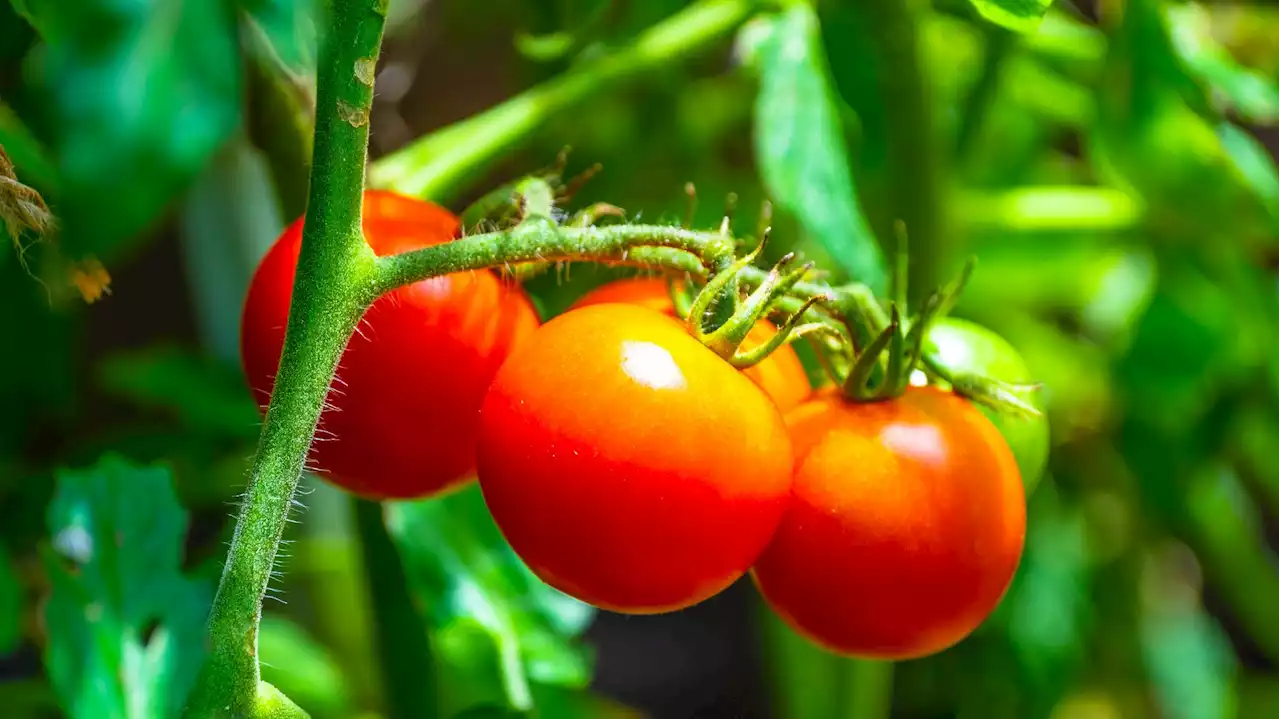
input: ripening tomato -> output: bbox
[752,386,1026,659]
[241,190,540,499]
[571,277,811,410]
[477,304,793,614]
[925,317,1050,494]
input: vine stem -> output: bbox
[373,220,735,293]
[366,0,759,203]
[186,0,387,714]
[851,0,945,302]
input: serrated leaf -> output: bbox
[741,6,886,293]
[22,0,240,260]
[42,455,211,719]
[967,0,1053,33]
[97,346,260,440]
[385,485,594,715]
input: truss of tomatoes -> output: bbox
[240,191,1047,660]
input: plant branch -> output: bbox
[367,0,758,203]
[373,221,737,294]
[186,1,387,715]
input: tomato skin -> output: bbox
[571,278,812,411]
[240,190,540,499]
[752,386,1026,659]
[925,317,1050,494]
[477,304,793,614]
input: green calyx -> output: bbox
[830,243,1043,421]
[685,235,833,369]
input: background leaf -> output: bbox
[240,0,321,76]
[966,0,1053,34]
[0,544,20,654]
[258,614,353,719]
[21,0,241,260]
[385,485,595,716]
[740,5,886,292]
[97,346,260,441]
[41,454,211,719]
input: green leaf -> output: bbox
[385,485,594,715]
[1140,549,1239,719]
[97,346,261,441]
[1167,3,1278,124]
[258,614,352,719]
[0,544,20,654]
[1215,121,1279,226]
[240,0,321,75]
[42,455,211,719]
[740,5,886,293]
[22,0,241,259]
[966,0,1053,34]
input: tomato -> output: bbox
[571,277,812,410]
[241,190,540,499]
[925,317,1050,494]
[752,386,1026,659]
[477,304,793,614]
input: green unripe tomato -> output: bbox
[925,317,1050,495]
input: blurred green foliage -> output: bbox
[41,456,210,719]
[0,0,1276,717]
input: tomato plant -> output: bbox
[7,0,1273,714]
[477,303,793,614]
[571,277,812,410]
[241,190,540,499]
[925,317,1050,492]
[752,385,1026,660]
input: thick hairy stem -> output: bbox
[186,1,387,715]
[367,0,758,202]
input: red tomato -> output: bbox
[571,278,812,410]
[241,190,540,499]
[477,304,793,613]
[752,386,1026,659]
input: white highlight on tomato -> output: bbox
[620,341,688,391]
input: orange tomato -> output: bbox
[478,304,792,614]
[752,386,1026,659]
[571,278,811,410]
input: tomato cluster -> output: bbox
[240,191,1040,659]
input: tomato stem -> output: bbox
[372,221,737,296]
[186,1,388,715]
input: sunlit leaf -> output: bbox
[19,0,241,260]
[967,0,1053,34]
[42,455,211,719]
[739,5,886,293]
[1215,122,1279,225]
[1167,3,1279,124]
[385,485,594,715]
